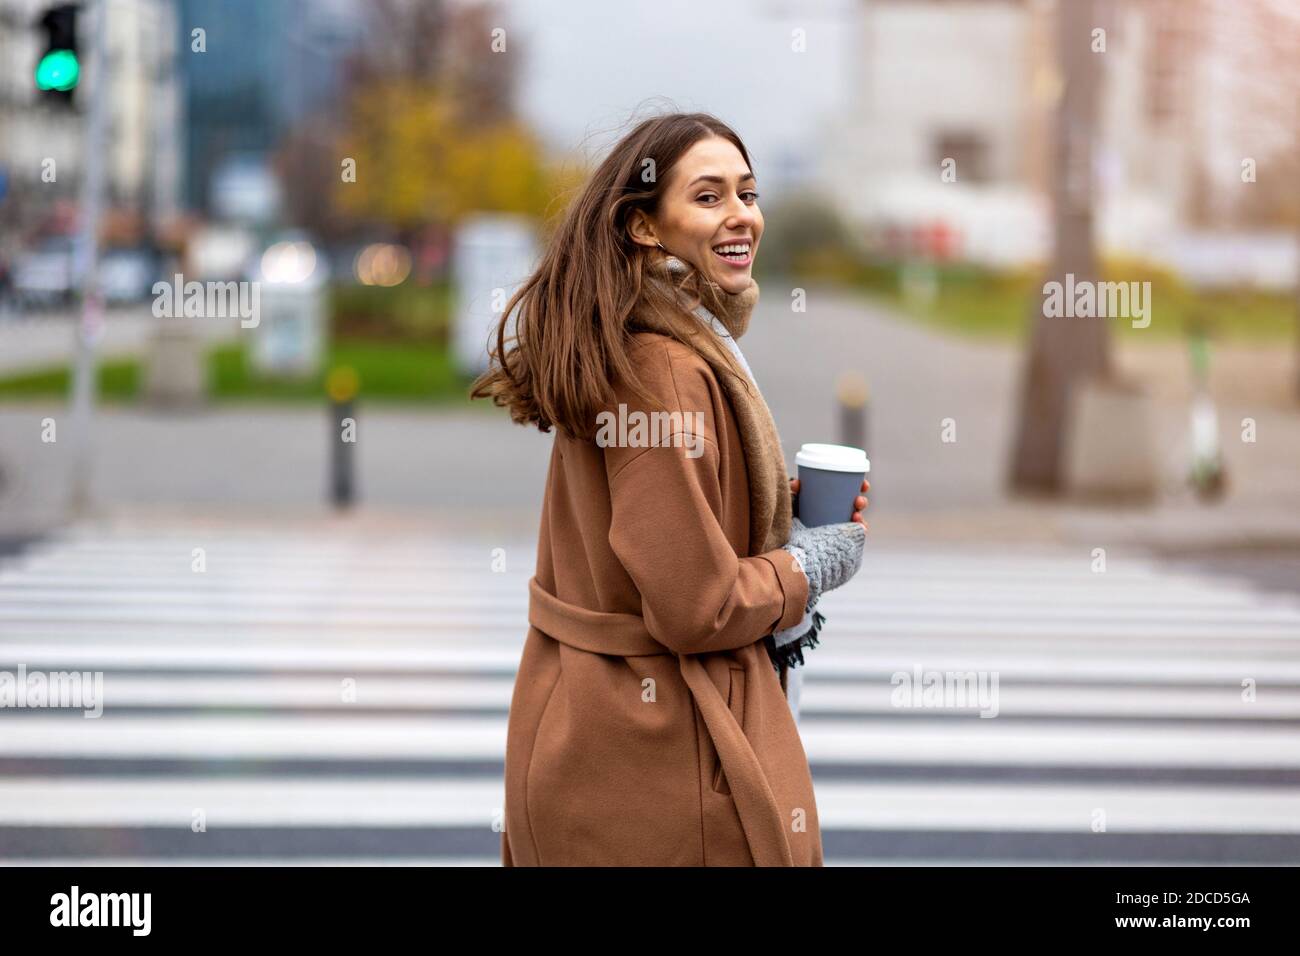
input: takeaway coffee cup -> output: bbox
[794,443,870,527]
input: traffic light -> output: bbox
[35,3,80,106]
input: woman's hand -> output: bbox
[789,476,869,529]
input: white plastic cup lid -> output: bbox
[795,443,870,473]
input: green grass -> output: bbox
[0,339,478,404]
[0,358,141,400]
[330,282,453,342]
[209,340,472,402]
[0,279,476,403]
[843,260,1298,344]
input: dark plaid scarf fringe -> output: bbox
[763,608,826,674]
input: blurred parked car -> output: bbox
[12,236,77,308]
[101,247,161,304]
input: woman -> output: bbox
[470,112,869,866]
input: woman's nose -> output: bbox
[726,199,756,225]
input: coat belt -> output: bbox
[526,575,796,866]
[528,576,667,657]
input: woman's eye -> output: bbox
[697,191,759,204]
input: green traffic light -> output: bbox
[35,49,79,92]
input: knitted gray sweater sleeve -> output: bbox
[780,517,866,611]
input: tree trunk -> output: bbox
[1009,0,1113,493]
[1294,214,1300,403]
[1295,96,1300,404]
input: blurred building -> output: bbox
[823,0,1044,266]
[109,0,182,231]
[174,0,364,217]
[821,0,1269,269]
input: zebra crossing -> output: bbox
[2,521,1299,865]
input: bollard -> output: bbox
[1186,317,1227,502]
[836,371,869,454]
[327,366,360,509]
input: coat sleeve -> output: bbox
[606,427,810,656]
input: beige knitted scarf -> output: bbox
[630,254,793,559]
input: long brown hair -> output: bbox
[468,111,757,441]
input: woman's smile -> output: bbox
[711,238,753,267]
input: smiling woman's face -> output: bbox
[629,136,763,294]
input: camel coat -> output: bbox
[501,331,822,866]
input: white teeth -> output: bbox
[713,243,750,256]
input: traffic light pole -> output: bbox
[68,0,106,518]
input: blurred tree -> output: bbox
[349,0,452,86]
[1231,145,1300,230]
[437,0,518,129]
[333,81,552,232]
[342,0,517,130]
[1009,0,1112,493]
[303,0,552,247]
[272,118,350,242]
[1178,0,1300,399]
[755,192,858,280]
[1248,0,1300,401]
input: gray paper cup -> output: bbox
[795,443,870,527]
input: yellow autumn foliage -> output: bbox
[335,81,554,228]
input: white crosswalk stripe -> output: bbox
[2,524,1299,865]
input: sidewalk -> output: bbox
[735,282,1300,554]
[0,285,1296,554]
